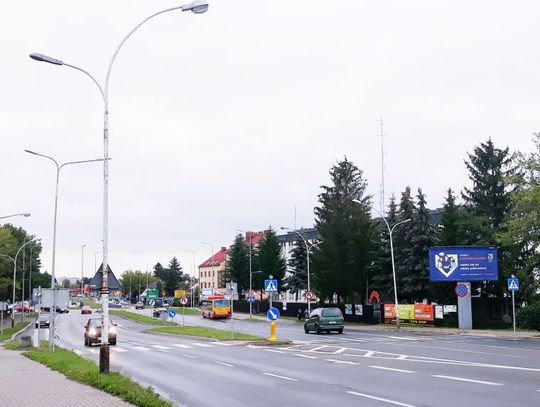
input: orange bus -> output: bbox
[201,295,231,319]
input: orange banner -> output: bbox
[414,304,434,321]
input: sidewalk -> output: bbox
[0,348,135,407]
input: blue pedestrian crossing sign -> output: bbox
[247,296,255,303]
[264,279,278,293]
[267,307,280,321]
[507,278,519,291]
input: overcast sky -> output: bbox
[1,1,538,280]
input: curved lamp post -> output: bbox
[353,199,411,330]
[29,0,208,372]
[0,213,31,220]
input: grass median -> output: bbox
[149,325,265,341]
[169,307,200,316]
[0,321,31,342]
[23,345,171,407]
[110,310,176,326]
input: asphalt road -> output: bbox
[35,308,540,407]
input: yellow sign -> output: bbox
[398,304,414,320]
[174,289,186,299]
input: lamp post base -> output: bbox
[99,344,110,374]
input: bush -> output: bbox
[516,302,540,331]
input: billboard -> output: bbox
[383,304,434,323]
[429,246,498,282]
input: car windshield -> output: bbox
[322,308,342,317]
[88,319,113,327]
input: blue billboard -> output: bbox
[429,247,498,282]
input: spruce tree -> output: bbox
[254,227,286,292]
[162,257,185,296]
[312,158,377,303]
[283,239,308,300]
[225,233,250,295]
[393,186,416,300]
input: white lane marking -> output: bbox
[214,361,234,367]
[293,354,317,359]
[192,343,214,348]
[131,346,151,351]
[88,349,99,354]
[182,354,198,359]
[334,348,347,354]
[264,349,285,354]
[347,391,417,407]
[369,366,415,374]
[397,355,407,360]
[173,344,193,349]
[308,346,327,352]
[151,345,172,350]
[112,347,128,352]
[325,359,358,365]
[214,342,232,346]
[389,336,418,341]
[432,375,503,386]
[74,350,84,356]
[262,372,299,382]
[364,351,375,357]
[536,390,540,392]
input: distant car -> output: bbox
[41,306,69,314]
[108,301,121,309]
[153,299,163,308]
[304,307,344,334]
[84,317,117,346]
[15,304,34,313]
[81,306,92,314]
[153,307,167,318]
[135,301,144,310]
[35,313,50,328]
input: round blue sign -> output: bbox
[168,310,176,318]
[455,283,468,298]
[267,307,280,321]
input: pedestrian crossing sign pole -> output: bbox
[508,276,519,332]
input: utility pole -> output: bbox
[377,117,387,216]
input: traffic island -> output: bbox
[110,310,176,326]
[148,326,266,342]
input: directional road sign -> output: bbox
[247,296,255,303]
[264,279,278,293]
[168,310,176,318]
[180,297,188,305]
[267,307,280,321]
[508,278,520,291]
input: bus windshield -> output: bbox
[214,300,229,308]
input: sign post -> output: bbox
[226,282,237,339]
[267,307,280,341]
[508,276,519,332]
[180,297,188,326]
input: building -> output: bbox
[198,247,229,291]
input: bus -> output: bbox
[201,295,231,319]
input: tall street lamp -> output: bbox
[280,227,321,314]
[29,1,209,372]
[0,213,31,220]
[25,149,105,348]
[93,251,99,274]
[186,250,197,306]
[0,238,39,327]
[236,229,254,318]
[353,199,411,330]
[80,244,86,298]
[201,242,214,293]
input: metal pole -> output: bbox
[306,244,311,314]
[512,290,516,333]
[230,292,234,339]
[29,247,33,308]
[389,228,400,330]
[21,272,25,323]
[50,166,60,347]
[249,234,252,318]
[81,245,85,298]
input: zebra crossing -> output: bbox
[76,340,233,356]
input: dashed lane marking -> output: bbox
[325,359,358,365]
[262,372,299,382]
[172,344,193,349]
[151,345,172,350]
[347,391,417,407]
[293,354,318,359]
[214,361,234,367]
[131,346,151,351]
[264,349,285,354]
[192,343,214,348]
[112,347,128,352]
[182,354,198,359]
[213,342,233,346]
[369,366,415,374]
[432,375,503,386]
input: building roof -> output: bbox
[277,228,319,244]
[199,247,229,268]
[244,231,266,247]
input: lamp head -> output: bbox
[181,1,209,14]
[24,149,39,155]
[22,213,31,217]
[29,53,63,66]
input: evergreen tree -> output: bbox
[283,239,308,300]
[439,189,461,246]
[225,233,250,295]
[312,158,377,303]
[164,257,186,296]
[393,187,416,300]
[153,262,166,282]
[462,138,515,231]
[254,227,286,293]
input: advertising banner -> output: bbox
[414,304,434,321]
[344,304,352,315]
[384,304,414,320]
[384,304,435,324]
[429,247,498,282]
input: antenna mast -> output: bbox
[377,117,387,216]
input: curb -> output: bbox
[0,321,32,346]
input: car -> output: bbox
[81,306,92,314]
[152,307,167,318]
[153,298,164,308]
[15,304,34,313]
[135,301,144,310]
[304,307,344,334]
[84,318,117,346]
[108,301,121,309]
[41,306,69,314]
[35,313,50,328]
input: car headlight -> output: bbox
[89,328,97,335]
[109,326,116,334]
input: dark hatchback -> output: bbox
[84,318,117,346]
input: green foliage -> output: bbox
[23,346,172,407]
[253,227,286,292]
[120,270,158,299]
[110,310,176,325]
[283,239,308,299]
[516,302,540,331]
[312,158,377,303]
[0,321,32,342]
[225,233,250,293]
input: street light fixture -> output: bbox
[186,250,197,306]
[280,227,321,314]
[24,149,105,348]
[0,213,31,220]
[201,242,214,293]
[353,199,411,330]
[236,229,254,318]
[30,1,208,372]
[80,244,86,298]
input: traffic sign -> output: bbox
[247,296,255,303]
[180,297,188,305]
[267,307,280,321]
[174,289,186,299]
[168,310,176,318]
[455,282,469,298]
[264,279,278,293]
[148,299,155,306]
[508,278,519,291]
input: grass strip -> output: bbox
[24,346,171,407]
[81,298,101,309]
[3,341,21,350]
[168,307,200,316]
[110,310,176,326]
[0,321,31,342]
[149,326,265,341]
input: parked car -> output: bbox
[135,301,144,310]
[304,307,344,334]
[15,304,34,313]
[81,306,92,314]
[41,306,69,314]
[35,313,50,328]
[84,318,117,346]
